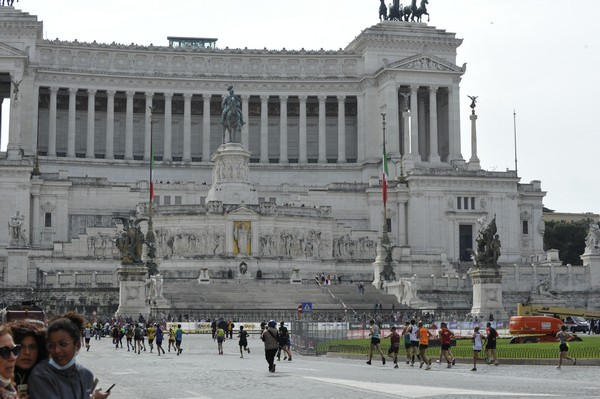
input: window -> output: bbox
[386,218,392,233]
[163,196,171,205]
[44,212,52,228]
[153,196,160,205]
[522,220,529,235]
[471,197,475,210]
[175,196,182,205]
[463,197,469,210]
[457,197,461,210]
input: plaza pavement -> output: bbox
[80,333,600,399]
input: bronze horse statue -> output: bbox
[388,0,403,21]
[379,0,388,21]
[221,86,245,144]
[413,0,430,22]
[403,0,417,21]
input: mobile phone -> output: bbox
[91,378,99,392]
[106,383,116,393]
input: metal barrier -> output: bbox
[292,321,348,356]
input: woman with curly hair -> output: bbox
[0,324,20,399]
[10,320,47,399]
[28,312,110,399]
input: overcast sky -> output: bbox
[2,0,599,214]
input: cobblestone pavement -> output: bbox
[80,334,600,399]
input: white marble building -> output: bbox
[0,6,552,302]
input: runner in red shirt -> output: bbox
[437,322,455,368]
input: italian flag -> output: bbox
[382,139,388,206]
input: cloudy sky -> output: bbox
[3,0,599,214]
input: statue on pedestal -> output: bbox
[585,222,600,254]
[113,217,148,265]
[8,211,28,247]
[221,86,245,143]
[472,216,501,268]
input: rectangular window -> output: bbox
[44,212,52,228]
[457,197,461,210]
[523,220,529,235]
[464,197,469,210]
[175,196,182,205]
[471,197,475,210]
[386,218,392,233]
[154,196,160,205]
[163,196,171,205]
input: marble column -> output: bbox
[400,93,411,158]
[468,109,481,170]
[260,95,269,163]
[428,86,441,163]
[409,85,421,162]
[86,89,96,158]
[337,95,346,163]
[125,91,134,160]
[279,95,288,163]
[47,86,58,157]
[356,94,365,162]
[144,92,153,160]
[183,93,192,162]
[31,181,41,246]
[105,90,115,160]
[299,95,308,164]
[163,92,173,161]
[202,94,211,161]
[67,88,77,158]
[318,95,327,163]
[241,94,249,150]
[448,83,463,162]
[385,85,400,156]
[6,72,23,159]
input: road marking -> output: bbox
[303,377,558,398]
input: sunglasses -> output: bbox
[0,345,21,360]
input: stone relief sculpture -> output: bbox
[155,227,225,258]
[87,232,119,258]
[8,211,28,247]
[397,275,419,306]
[530,279,562,300]
[585,222,600,254]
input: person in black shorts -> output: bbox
[386,326,400,368]
[366,319,386,365]
[485,322,499,365]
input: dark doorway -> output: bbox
[459,224,473,261]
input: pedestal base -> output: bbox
[197,268,211,284]
[290,270,302,285]
[115,266,150,319]
[6,247,29,286]
[468,267,508,320]
[582,252,600,289]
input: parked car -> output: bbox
[562,316,590,333]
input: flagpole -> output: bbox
[381,113,389,243]
[145,106,157,276]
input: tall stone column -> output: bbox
[428,86,441,163]
[86,89,96,158]
[299,95,308,164]
[409,85,421,162]
[183,93,192,162]
[385,85,400,156]
[125,91,134,160]
[241,94,249,150]
[6,72,23,160]
[468,107,481,170]
[105,90,115,160]
[47,87,58,157]
[337,95,346,163]
[448,83,464,163]
[144,92,153,160]
[67,88,77,158]
[202,94,211,161]
[279,95,288,163]
[260,95,269,163]
[31,180,41,246]
[356,94,365,162]
[318,95,327,163]
[163,92,173,161]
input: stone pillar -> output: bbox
[125,91,134,160]
[241,94,250,150]
[183,93,192,162]
[6,72,23,160]
[163,92,173,161]
[299,95,308,164]
[31,178,41,246]
[105,90,115,160]
[47,86,58,157]
[67,88,77,158]
[144,92,153,160]
[385,85,400,156]
[428,86,441,163]
[86,89,96,158]
[582,252,600,289]
[202,94,211,161]
[337,95,346,163]
[468,267,508,320]
[448,83,464,163]
[260,95,269,163]
[468,110,481,170]
[409,85,420,162]
[6,248,30,286]
[318,95,327,163]
[279,95,288,163]
[356,94,366,162]
[115,266,151,319]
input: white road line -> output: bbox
[303,377,559,398]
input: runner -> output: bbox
[134,323,143,354]
[437,322,455,368]
[417,321,433,370]
[155,324,166,356]
[401,321,412,365]
[168,327,176,352]
[83,324,92,352]
[238,326,250,358]
[485,322,499,366]
[125,324,134,352]
[386,326,400,368]
[556,325,576,369]
[408,319,419,366]
[471,326,486,371]
[277,321,292,361]
[366,319,386,366]
[111,324,120,350]
[146,323,156,353]
[175,324,184,355]
[216,325,226,354]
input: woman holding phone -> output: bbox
[28,312,111,399]
[10,320,48,399]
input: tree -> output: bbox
[543,219,592,265]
